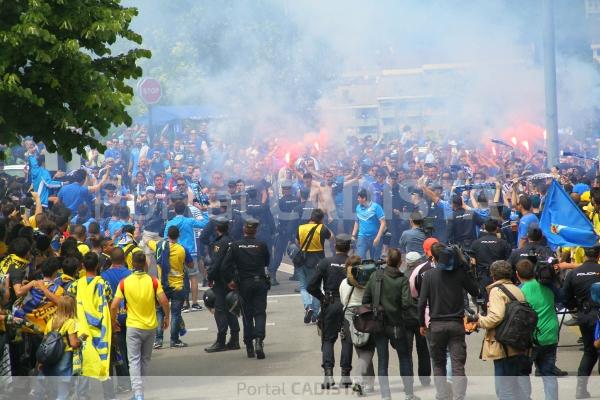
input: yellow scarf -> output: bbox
[75,276,112,380]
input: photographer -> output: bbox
[417,242,479,400]
[562,245,600,399]
[507,225,553,269]
[362,248,419,400]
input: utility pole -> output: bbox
[542,0,559,167]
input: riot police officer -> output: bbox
[269,180,300,285]
[223,218,271,359]
[307,234,353,389]
[204,216,241,353]
[470,219,512,312]
[245,188,276,255]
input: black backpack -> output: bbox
[494,284,538,351]
[36,331,65,366]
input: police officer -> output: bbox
[295,187,316,224]
[245,187,276,254]
[223,218,270,359]
[470,219,512,312]
[562,245,600,398]
[269,180,300,285]
[204,216,241,353]
[307,234,353,389]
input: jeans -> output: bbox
[126,327,156,397]
[532,344,558,400]
[156,289,185,344]
[428,320,468,400]
[356,235,382,260]
[406,322,432,381]
[296,266,320,313]
[374,330,415,398]
[493,355,532,400]
[354,343,375,387]
[34,350,72,400]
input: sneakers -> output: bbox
[311,313,318,324]
[191,303,203,312]
[153,341,163,350]
[170,340,188,348]
[182,304,191,313]
[304,307,313,324]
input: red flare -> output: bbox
[542,130,547,141]
[314,141,320,152]
[284,152,290,165]
[510,136,517,146]
[492,146,497,157]
[522,140,530,153]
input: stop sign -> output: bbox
[138,78,162,105]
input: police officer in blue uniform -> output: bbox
[269,180,299,285]
[223,218,270,359]
[307,234,353,389]
[204,216,241,353]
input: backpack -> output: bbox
[36,331,65,366]
[494,284,538,351]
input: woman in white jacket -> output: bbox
[339,255,375,396]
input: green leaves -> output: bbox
[0,0,149,160]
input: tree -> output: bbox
[0,0,150,159]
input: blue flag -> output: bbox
[540,180,599,248]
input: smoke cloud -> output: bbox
[125,0,600,145]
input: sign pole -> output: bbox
[137,77,162,143]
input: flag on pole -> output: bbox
[540,180,599,248]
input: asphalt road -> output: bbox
[132,265,598,399]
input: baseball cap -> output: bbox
[405,251,422,265]
[145,186,156,193]
[423,237,439,257]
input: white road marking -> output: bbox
[267,293,301,299]
[187,328,209,332]
[266,322,276,326]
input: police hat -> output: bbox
[244,217,259,229]
[216,192,230,202]
[214,215,229,228]
[335,234,352,247]
[170,192,186,202]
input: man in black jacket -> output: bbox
[307,234,353,389]
[418,242,479,400]
[223,218,271,359]
[204,216,240,353]
[507,225,553,268]
[562,245,600,399]
[447,195,485,250]
[470,219,512,312]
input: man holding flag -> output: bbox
[539,180,599,250]
[69,252,115,399]
[540,180,600,399]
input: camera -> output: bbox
[348,259,385,287]
[524,250,559,286]
[436,245,472,272]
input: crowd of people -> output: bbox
[0,123,599,400]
